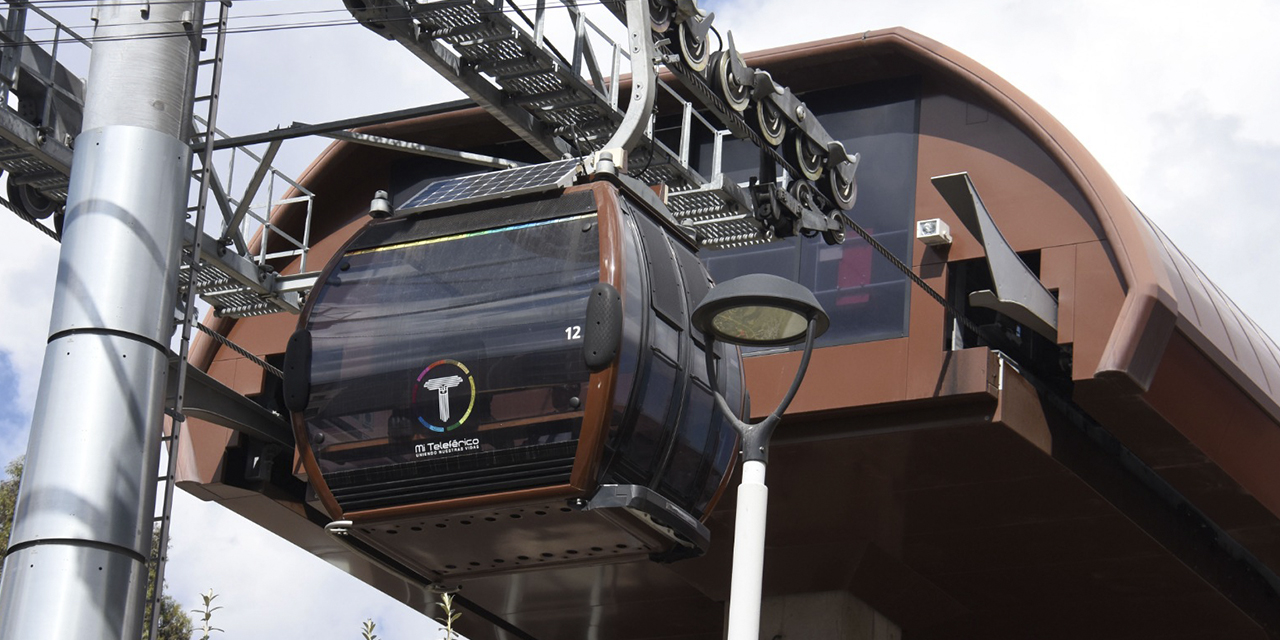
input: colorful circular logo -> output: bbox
[412,359,476,433]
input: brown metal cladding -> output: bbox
[287,204,377,520]
[568,183,622,492]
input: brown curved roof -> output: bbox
[807,28,1279,421]
[1143,213,1280,413]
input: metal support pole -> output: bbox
[0,1,203,638]
[704,318,821,640]
[725,459,769,640]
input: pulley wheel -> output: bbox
[826,159,858,211]
[678,18,709,72]
[649,0,672,33]
[789,179,820,238]
[788,177,817,208]
[822,211,846,246]
[795,136,825,181]
[8,178,58,220]
[713,51,750,113]
[757,99,786,147]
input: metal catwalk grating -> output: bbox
[349,0,768,243]
[2,4,315,320]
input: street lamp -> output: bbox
[691,273,829,640]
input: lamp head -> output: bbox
[691,274,829,347]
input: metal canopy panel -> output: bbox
[397,158,581,215]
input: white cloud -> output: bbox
[212,6,466,181]
[1136,98,1280,332]
[0,213,57,412]
[165,492,442,639]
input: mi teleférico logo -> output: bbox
[412,359,475,433]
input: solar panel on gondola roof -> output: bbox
[397,158,582,215]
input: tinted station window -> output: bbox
[698,78,920,351]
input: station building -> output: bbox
[178,28,1280,639]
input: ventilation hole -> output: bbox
[560,507,572,512]
[541,552,554,558]
[445,565,457,570]
[590,547,603,552]
[460,520,472,525]
[534,510,547,516]
[517,555,530,561]
[435,523,447,529]
[566,549,578,555]
[484,517,497,522]
[616,544,628,549]
[361,529,372,534]
[509,514,522,519]
[493,559,505,564]
[469,561,481,567]
[410,526,422,532]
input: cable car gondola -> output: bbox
[285,164,746,578]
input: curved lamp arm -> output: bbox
[705,316,820,463]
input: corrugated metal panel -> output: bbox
[1140,211,1276,399]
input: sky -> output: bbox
[1,0,1279,637]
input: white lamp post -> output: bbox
[691,273,829,640]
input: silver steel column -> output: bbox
[0,2,202,638]
[599,0,657,155]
